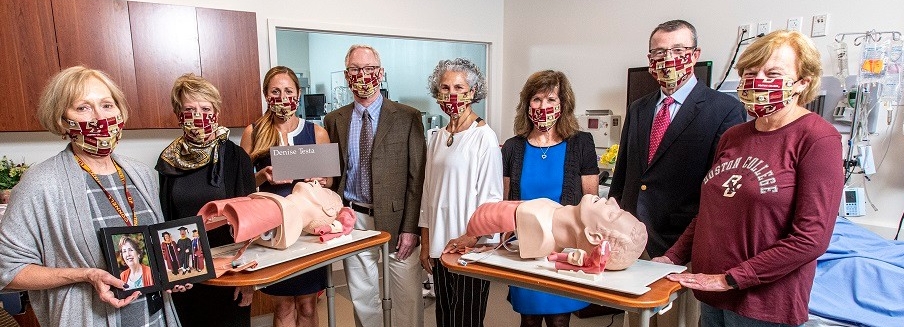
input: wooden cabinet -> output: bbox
[0,0,260,131]
[128,2,201,129]
[0,0,60,132]
[197,7,262,128]
[128,2,261,129]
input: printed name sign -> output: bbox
[270,143,341,181]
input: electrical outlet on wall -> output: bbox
[812,14,829,37]
[787,17,802,32]
[757,21,772,36]
[739,24,753,44]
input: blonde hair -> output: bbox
[170,73,222,115]
[38,66,130,135]
[514,70,581,139]
[736,30,822,105]
[345,44,382,67]
[249,66,300,161]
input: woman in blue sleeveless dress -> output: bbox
[502,70,600,327]
[240,66,331,327]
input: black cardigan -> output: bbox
[502,131,599,205]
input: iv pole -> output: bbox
[835,30,902,183]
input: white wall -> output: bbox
[503,0,904,238]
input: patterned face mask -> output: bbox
[180,111,218,144]
[648,52,695,89]
[346,70,381,99]
[267,96,298,120]
[64,115,125,156]
[436,92,473,118]
[737,77,798,117]
[529,105,561,132]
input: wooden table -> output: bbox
[440,253,684,327]
[207,231,391,327]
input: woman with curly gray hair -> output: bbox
[419,58,503,327]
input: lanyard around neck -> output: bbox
[74,154,139,226]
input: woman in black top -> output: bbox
[156,73,256,327]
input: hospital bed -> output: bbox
[806,217,904,327]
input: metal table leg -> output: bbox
[381,242,392,327]
[327,265,335,327]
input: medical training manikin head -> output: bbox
[466,195,647,271]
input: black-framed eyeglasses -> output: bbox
[346,66,380,75]
[648,47,697,59]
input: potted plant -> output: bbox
[0,156,29,204]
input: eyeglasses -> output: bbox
[648,47,697,59]
[346,66,380,75]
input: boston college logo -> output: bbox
[721,175,743,197]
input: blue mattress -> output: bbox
[809,218,904,327]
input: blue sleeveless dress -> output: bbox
[254,120,329,296]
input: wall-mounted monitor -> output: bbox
[304,94,326,119]
[626,61,713,110]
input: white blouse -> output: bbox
[418,121,504,258]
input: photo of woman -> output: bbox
[117,235,154,290]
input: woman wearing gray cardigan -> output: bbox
[0,66,182,326]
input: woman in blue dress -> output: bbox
[240,66,331,327]
[501,70,600,327]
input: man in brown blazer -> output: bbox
[322,44,426,327]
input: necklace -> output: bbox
[540,146,551,159]
[74,154,138,226]
[446,111,475,147]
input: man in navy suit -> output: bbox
[609,20,745,327]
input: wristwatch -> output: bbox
[724,273,739,290]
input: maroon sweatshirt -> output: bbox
[664,113,843,325]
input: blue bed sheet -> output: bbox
[809,218,904,327]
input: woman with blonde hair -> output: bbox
[240,65,330,327]
[157,73,256,326]
[0,66,182,326]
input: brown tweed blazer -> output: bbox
[322,99,426,248]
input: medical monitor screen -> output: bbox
[304,94,326,119]
[626,61,712,110]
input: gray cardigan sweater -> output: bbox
[0,146,180,327]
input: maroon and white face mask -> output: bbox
[180,111,218,144]
[648,52,694,89]
[529,105,561,132]
[64,115,125,156]
[267,96,298,120]
[436,92,473,118]
[345,71,381,99]
[737,77,798,117]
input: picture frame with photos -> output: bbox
[98,216,216,299]
[98,227,161,298]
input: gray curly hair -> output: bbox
[427,58,487,103]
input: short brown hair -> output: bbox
[649,20,698,49]
[514,70,581,139]
[38,66,130,135]
[736,30,822,105]
[170,73,222,115]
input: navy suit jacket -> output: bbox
[608,81,746,257]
